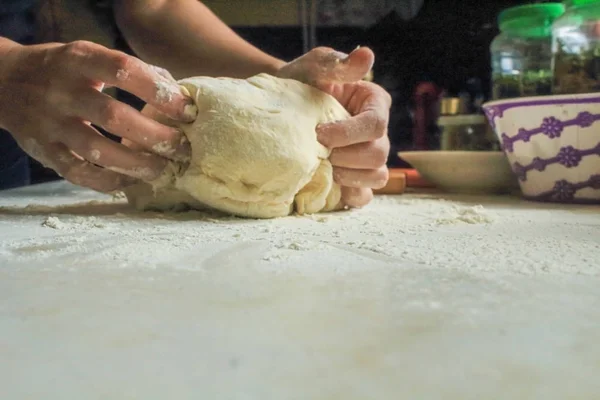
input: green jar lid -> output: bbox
[570,0,600,6]
[498,3,566,37]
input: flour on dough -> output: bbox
[124,73,350,219]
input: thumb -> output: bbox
[316,46,375,84]
[278,46,375,86]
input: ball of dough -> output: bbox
[124,73,351,219]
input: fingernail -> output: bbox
[316,123,330,142]
[182,102,198,122]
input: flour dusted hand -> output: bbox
[0,40,195,193]
[124,73,351,218]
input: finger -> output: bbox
[67,88,190,161]
[329,140,389,169]
[58,120,168,181]
[318,110,388,149]
[315,46,374,84]
[101,65,175,90]
[333,166,389,189]
[317,84,390,148]
[148,64,176,81]
[37,142,138,193]
[341,186,373,208]
[61,41,197,122]
[323,79,392,114]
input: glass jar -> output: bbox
[438,115,500,151]
[552,0,600,94]
[490,3,565,100]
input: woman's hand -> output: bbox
[0,40,196,192]
[278,46,391,208]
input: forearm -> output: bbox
[113,0,286,80]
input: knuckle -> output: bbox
[372,114,388,139]
[367,81,392,106]
[63,40,95,59]
[313,46,335,58]
[373,168,389,189]
[371,144,389,167]
[111,51,131,73]
[384,91,392,106]
[61,161,111,192]
[81,146,101,164]
[60,163,81,184]
[98,100,122,129]
[343,187,372,208]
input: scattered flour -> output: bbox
[151,141,174,155]
[435,205,495,225]
[116,69,130,81]
[155,81,180,103]
[41,215,106,230]
[42,216,65,230]
[2,186,599,276]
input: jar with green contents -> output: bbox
[491,3,565,100]
[552,0,600,94]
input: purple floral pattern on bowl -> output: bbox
[526,175,600,203]
[482,94,600,203]
[553,180,576,201]
[531,157,546,172]
[511,144,600,182]
[590,175,600,189]
[541,117,564,138]
[557,146,582,167]
[497,112,600,153]
[578,111,595,127]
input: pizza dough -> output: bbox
[124,73,351,219]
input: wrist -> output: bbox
[0,38,22,68]
[268,58,287,75]
[0,39,23,130]
[0,38,22,71]
[0,37,21,50]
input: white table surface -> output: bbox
[1,180,599,399]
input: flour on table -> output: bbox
[41,215,106,231]
[5,179,598,276]
[125,73,350,219]
[42,216,65,230]
[435,205,496,225]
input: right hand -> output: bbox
[0,40,197,192]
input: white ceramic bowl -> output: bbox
[483,93,600,203]
[398,151,517,194]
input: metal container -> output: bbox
[439,97,469,115]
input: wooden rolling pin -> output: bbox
[374,169,407,195]
[373,168,434,195]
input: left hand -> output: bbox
[278,46,391,208]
